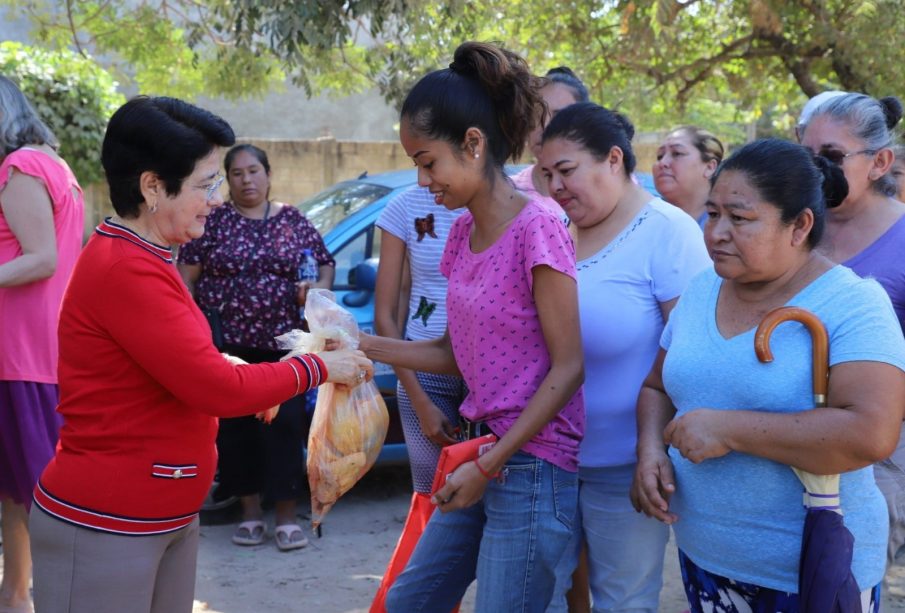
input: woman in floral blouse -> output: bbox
[178,144,334,551]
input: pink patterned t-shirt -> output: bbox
[440,199,584,471]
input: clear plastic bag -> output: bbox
[277,289,389,532]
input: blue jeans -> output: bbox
[386,452,578,613]
[547,464,669,613]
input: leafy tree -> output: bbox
[9,0,905,139]
[0,42,124,184]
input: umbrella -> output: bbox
[755,306,862,613]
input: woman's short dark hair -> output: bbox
[712,138,848,248]
[224,143,270,175]
[102,96,235,217]
[542,101,637,175]
[544,66,590,103]
[401,41,544,169]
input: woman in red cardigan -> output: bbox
[28,96,372,613]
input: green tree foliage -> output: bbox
[10,0,905,138]
[0,42,124,184]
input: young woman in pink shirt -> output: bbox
[362,42,585,613]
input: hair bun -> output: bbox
[813,154,849,208]
[614,111,635,141]
[880,96,904,130]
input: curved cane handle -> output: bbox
[754,307,829,407]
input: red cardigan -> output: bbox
[35,220,326,535]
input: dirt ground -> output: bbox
[188,466,905,613]
[3,465,903,611]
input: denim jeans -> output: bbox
[385,451,578,613]
[547,463,669,613]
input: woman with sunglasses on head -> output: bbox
[799,94,905,567]
[178,144,335,552]
[361,41,584,613]
[29,97,371,613]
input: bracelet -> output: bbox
[473,458,498,480]
[286,361,301,396]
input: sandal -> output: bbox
[231,520,266,546]
[274,523,309,551]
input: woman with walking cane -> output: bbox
[631,138,905,611]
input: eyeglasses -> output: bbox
[819,148,877,167]
[197,174,225,200]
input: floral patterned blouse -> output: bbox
[179,202,334,351]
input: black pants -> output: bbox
[217,345,309,503]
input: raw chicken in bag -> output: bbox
[277,289,389,533]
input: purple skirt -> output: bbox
[0,380,62,507]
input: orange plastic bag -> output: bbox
[431,433,498,496]
[369,492,439,613]
[277,289,389,532]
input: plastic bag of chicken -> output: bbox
[276,289,389,534]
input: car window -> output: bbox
[332,224,382,289]
[299,181,392,235]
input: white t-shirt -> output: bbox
[578,197,710,467]
[376,186,464,341]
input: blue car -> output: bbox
[298,168,659,464]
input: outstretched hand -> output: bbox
[319,348,374,387]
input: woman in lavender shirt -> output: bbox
[799,93,905,565]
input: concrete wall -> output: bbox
[197,87,400,142]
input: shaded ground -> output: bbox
[1,466,901,611]
[191,466,905,612]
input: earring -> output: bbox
[148,200,158,214]
[474,153,480,159]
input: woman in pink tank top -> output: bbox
[0,76,84,613]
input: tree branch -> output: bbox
[65,0,88,57]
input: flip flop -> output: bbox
[274,523,309,551]
[231,520,266,546]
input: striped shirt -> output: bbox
[376,187,464,341]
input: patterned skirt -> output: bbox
[679,549,880,613]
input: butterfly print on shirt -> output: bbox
[411,296,437,326]
[414,213,437,242]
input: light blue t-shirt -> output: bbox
[376,186,464,341]
[662,265,905,593]
[578,198,710,467]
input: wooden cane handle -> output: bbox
[754,307,829,406]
